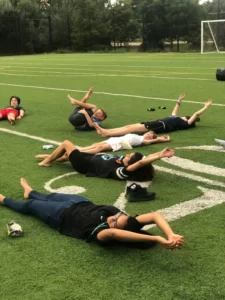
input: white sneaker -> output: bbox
[215,139,225,149]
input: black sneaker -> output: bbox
[125,183,156,202]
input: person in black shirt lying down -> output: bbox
[0,178,184,250]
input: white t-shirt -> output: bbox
[104,134,144,151]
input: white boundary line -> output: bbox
[144,186,225,229]
[0,128,61,145]
[0,82,225,106]
[0,70,215,81]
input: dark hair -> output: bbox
[128,152,143,166]
[10,96,21,105]
[127,152,155,182]
[99,108,107,120]
[152,131,157,139]
[129,164,155,182]
[123,217,156,249]
[124,216,142,232]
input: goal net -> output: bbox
[201,19,225,53]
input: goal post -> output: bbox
[201,19,225,54]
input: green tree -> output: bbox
[108,1,139,47]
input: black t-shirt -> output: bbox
[59,202,120,242]
[159,116,193,132]
[6,105,25,112]
[87,154,132,180]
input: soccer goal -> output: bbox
[201,19,225,54]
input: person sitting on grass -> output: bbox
[0,96,25,125]
[36,140,175,182]
[0,178,184,249]
[93,94,212,137]
[68,88,107,131]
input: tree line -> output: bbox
[0,0,224,54]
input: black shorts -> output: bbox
[140,121,166,134]
[68,107,85,126]
[69,149,94,174]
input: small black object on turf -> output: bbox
[125,183,156,202]
[147,108,155,111]
[216,68,225,81]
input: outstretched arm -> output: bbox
[171,93,185,116]
[136,212,184,248]
[142,135,170,145]
[188,99,212,125]
[126,147,174,172]
[97,213,184,249]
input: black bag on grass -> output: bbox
[216,68,225,81]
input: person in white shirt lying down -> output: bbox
[77,130,170,154]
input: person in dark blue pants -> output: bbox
[0,178,184,249]
[1,178,90,229]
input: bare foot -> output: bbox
[68,94,76,105]
[0,194,6,204]
[20,178,33,199]
[9,119,15,125]
[35,154,50,160]
[93,122,103,135]
[81,88,94,103]
[93,123,109,137]
[38,160,51,167]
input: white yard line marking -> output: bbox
[0,82,225,106]
[176,145,224,151]
[0,128,61,145]
[114,192,128,211]
[144,186,225,229]
[44,172,86,194]
[155,165,225,188]
[161,156,225,177]
[0,70,214,81]
[0,62,218,70]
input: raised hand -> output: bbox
[178,93,185,101]
[205,99,212,107]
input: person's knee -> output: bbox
[8,113,15,120]
[98,145,106,151]
[63,140,74,146]
[63,140,77,151]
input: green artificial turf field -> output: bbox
[0,53,225,300]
